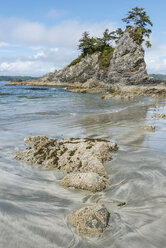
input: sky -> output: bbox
[0,0,166,76]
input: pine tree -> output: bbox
[78,32,95,55]
[122,7,153,47]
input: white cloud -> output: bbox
[0,16,117,76]
[0,47,78,76]
[145,37,166,74]
[0,42,9,47]
[33,51,46,59]
[0,60,44,76]
[0,16,116,47]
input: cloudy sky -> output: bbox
[0,0,166,76]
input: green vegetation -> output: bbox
[68,54,85,67]
[117,202,126,207]
[0,76,38,82]
[98,46,114,68]
[122,7,153,47]
[69,28,122,68]
[69,6,152,68]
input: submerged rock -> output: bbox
[15,136,118,177]
[69,204,109,237]
[154,113,166,118]
[61,172,110,192]
[141,125,155,132]
[102,84,166,100]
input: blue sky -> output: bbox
[0,0,166,76]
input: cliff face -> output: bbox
[107,29,150,84]
[42,53,103,84]
[42,29,150,86]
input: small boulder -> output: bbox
[61,172,110,192]
[69,204,109,237]
[154,113,166,119]
[141,125,155,132]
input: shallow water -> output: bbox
[0,81,166,248]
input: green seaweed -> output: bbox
[117,202,126,207]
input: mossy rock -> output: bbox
[98,47,114,68]
[68,54,85,67]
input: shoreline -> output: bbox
[6,79,166,97]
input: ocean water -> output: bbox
[0,81,166,248]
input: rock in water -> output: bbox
[15,136,118,178]
[69,205,109,237]
[107,28,150,85]
[154,113,166,118]
[61,172,110,192]
[141,125,155,132]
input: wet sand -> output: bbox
[0,82,166,247]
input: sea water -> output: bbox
[0,81,166,248]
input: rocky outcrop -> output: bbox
[15,136,118,178]
[154,113,166,118]
[7,29,163,91]
[102,84,166,100]
[69,204,109,237]
[41,53,105,85]
[107,29,150,84]
[15,136,114,236]
[61,172,110,192]
[141,125,155,132]
[36,29,151,88]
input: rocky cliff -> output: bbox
[41,29,150,87]
[107,29,150,84]
[41,52,108,90]
[42,53,100,83]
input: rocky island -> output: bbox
[7,7,166,98]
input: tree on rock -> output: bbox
[97,29,112,49]
[78,32,96,55]
[109,28,124,43]
[122,7,153,47]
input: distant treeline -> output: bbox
[0,76,39,82]
[150,74,166,81]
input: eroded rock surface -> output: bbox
[41,53,104,84]
[15,136,118,177]
[61,172,110,192]
[69,204,109,237]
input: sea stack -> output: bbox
[107,28,150,85]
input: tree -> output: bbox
[122,7,153,47]
[95,29,111,51]
[101,29,112,47]
[109,28,124,43]
[78,31,96,55]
